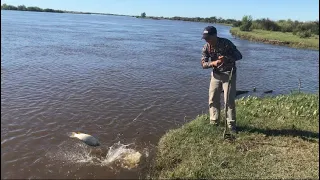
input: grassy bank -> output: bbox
[230,27,319,50]
[151,93,319,179]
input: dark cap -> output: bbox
[202,26,217,39]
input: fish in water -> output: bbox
[221,90,249,96]
[264,90,273,94]
[69,132,100,146]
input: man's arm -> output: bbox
[201,44,213,69]
[223,40,242,63]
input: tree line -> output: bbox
[136,12,318,38]
[162,16,238,25]
[1,3,65,13]
[236,15,319,38]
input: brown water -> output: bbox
[1,10,319,179]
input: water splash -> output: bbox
[101,142,142,169]
[101,142,133,165]
[49,141,144,169]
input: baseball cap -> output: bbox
[202,26,217,39]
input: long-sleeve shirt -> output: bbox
[201,37,242,72]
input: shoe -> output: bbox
[230,126,237,134]
[210,120,219,126]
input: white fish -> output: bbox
[69,132,100,146]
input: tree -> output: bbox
[240,15,253,31]
[141,12,146,18]
[209,16,217,23]
[43,8,55,12]
[27,6,42,12]
[1,4,18,10]
[17,5,27,11]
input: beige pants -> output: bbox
[209,70,236,127]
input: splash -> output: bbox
[51,143,96,164]
[101,142,142,169]
[49,141,144,169]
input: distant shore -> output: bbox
[230,27,319,50]
[1,9,233,26]
[1,8,128,16]
[1,4,234,26]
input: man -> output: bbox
[201,26,242,133]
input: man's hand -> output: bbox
[210,58,224,67]
[216,56,225,68]
[218,56,226,61]
[201,59,208,69]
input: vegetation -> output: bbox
[239,15,253,31]
[141,12,146,18]
[230,15,319,50]
[1,3,118,15]
[162,16,237,25]
[150,93,319,179]
[230,27,319,50]
[234,15,319,38]
[1,3,64,13]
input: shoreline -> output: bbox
[230,28,319,50]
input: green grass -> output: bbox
[150,93,319,179]
[230,27,319,50]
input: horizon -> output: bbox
[1,0,319,22]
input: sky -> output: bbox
[2,0,319,21]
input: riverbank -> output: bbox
[133,16,233,26]
[230,27,319,50]
[150,93,319,179]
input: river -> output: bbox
[1,10,319,179]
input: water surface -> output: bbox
[1,10,319,179]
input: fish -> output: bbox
[264,90,273,94]
[221,90,249,96]
[69,132,100,146]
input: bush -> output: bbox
[277,20,295,32]
[141,12,146,18]
[225,19,237,25]
[43,8,55,12]
[233,21,242,27]
[296,21,319,35]
[17,5,27,11]
[297,30,312,38]
[1,4,18,10]
[253,18,280,31]
[27,6,42,11]
[240,15,252,31]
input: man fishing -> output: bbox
[200,26,242,133]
